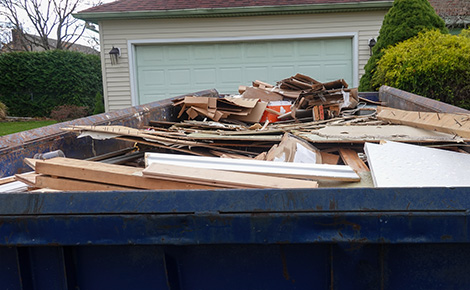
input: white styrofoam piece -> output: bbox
[145,152,359,181]
[364,141,470,187]
[0,181,28,193]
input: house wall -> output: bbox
[99,10,386,111]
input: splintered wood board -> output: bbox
[299,125,464,143]
[145,152,360,182]
[338,148,369,173]
[364,141,470,187]
[29,157,219,190]
[377,106,470,139]
[142,163,318,189]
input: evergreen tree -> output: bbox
[359,0,447,91]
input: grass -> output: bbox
[0,120,57,136]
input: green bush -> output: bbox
[0,50,102,117]
[372,29,470,109]
[359,0,447,91]
[0,101,6,119]
[93,91,105,115]
[50,104,89,121]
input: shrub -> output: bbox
[93,91,105,115]
[359,0,448,91]
[0,102,6,119]
[372,29,470,109]
[50,104,89,121]
[0,50,102,117]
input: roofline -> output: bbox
[74,1,394,23]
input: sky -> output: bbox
[0,0,117,49]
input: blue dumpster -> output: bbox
[0,87,469,289]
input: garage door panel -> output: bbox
[193,45,216,61]
[136,38,352,103]
[140,69,165,87]
[218,44,243,60]
[219,67,243,85]
[271,42,295,58]
[194,68,217,85]
[271,65,297,81]
[325,39,352,57]
[323,64,351,83]
[297,41,322,58]
[168,69,191,86]
[168,46,191,62]
[244,66,269,83]
[245,43,270,59]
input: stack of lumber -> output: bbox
[21,156,363,191]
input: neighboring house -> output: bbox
[428,0,470,34]
[75,0,393,111]
[0,29,99,55]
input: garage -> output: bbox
[134,37,353,105]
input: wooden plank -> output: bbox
[0,176,16,185]
[377,106,470,139]
[29,157,219,190]
[14,172,37,186]
[143,163,318,189]
[338,148,369,173]
[36,175,136,191]
[320,152,340,165]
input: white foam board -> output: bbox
[364,141,470,187]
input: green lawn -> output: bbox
[0,120,57,136]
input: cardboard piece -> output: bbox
[261,133,322,164]
[241,87,283,102]
[174,95,268,123]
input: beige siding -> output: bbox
[100,10,386,111]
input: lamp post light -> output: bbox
[109,46,121,65]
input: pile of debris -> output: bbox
[1,73,470,192]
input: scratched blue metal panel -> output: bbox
[384,244,470,289]
[3,244,470,289]
[16,247,68,290]
[72,246,170,290]
[0,247,22,289]
[0,188,469,246]
[0,89,219,177]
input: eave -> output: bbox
[74,1,394,23]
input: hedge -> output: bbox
[0,50,102,117]
[359,0,447,91]
[372,29,470,109]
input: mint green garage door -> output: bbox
[135,38,352,104]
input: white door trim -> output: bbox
[128,33,358,106]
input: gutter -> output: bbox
[74,1,393,23]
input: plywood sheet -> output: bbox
[364,141,470,187]
[300,125,464,143]
[377,106,470,139]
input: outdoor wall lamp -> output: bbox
[109,46,121,65]
[368,38,376,56]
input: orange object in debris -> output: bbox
[260,101,292,123]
